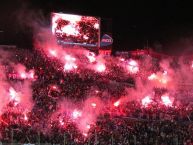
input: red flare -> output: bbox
[114,100,120,107]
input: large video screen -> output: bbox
[52,13,100,47]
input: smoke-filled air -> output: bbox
[0,11,193,144]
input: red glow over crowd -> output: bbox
[0,44,192,145]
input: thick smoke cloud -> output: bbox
[0,48,34,115]
[33,23,193,133]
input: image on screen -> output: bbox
[52,13,100,47]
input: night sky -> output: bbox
[1,0,193,55]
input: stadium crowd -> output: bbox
[0,48,192,145]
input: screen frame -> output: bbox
[51,12,101,48]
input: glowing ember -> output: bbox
[24,114,28,121]
[64,62,77,71]
[59,119,64,125]
[9,87,20,102]
[19,70,35,80]
[142,96,152,107]
[83,133,88,137]
[120,58,125,62]
[14,101,19,106]
[28,70,35,79]
[161,95,173,107]
[49,49,57,57]
[114,100,120,107]
[64,63,72,70]
[63,54,77,71]
[160,78,168,84]
[148,72,168,84]
[148,73,157,80]
[20,72,27,79]
[52,85,57,90]
[127,59,139,74]
[96,63,106,72]
[91,103,97,108]
[95,90,99,93]
[72,110,82,119]
[87,52,96,63]
[64,55,76,61]
[83,35,89,40]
